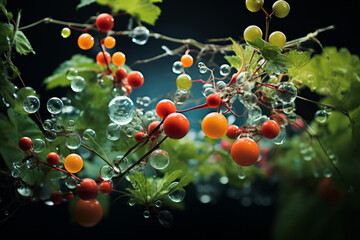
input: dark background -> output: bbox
[2,0,358,239]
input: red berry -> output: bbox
[96,51,111,65]
[148,121,161,137]
[317,178,344,205]
[19,137,33,151]
[73,199,103,227]
[95,13,114,32]
[127,71,144,88]
[99,181,113,195]
[124,84,132,95]
[50,190,63,205]
[206,93,222,108]
[134,132,146,143]
[220,138,232,151]
[163,113,190,139]
[156,99,177,119]
[261,120,280,139]
[226,125,240,139]
[115,67,127,81]
[64,191,74,201]
[230,138,260,166]
[46,152,60,165]
[76,178,98,201]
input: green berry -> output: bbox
[272,0,290,18]
[61,27,71,38]
[245,0,264,12]
[268,31,286,48]
[243,25,263,42]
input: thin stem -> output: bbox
[19,17,92,31]
[118,136,168,179]
[81,143,113,167]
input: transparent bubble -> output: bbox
[155,200,162,208]
[168,182,186,202]
[202,83,214,97]
[83,129,96,140]
[67,120,75,129]
[131,26,150,45]
[65,68,78,80]
[100,165,114,180]
[203,87,215,98]
[52,122,63,132]
[323,168,332,178]
[108,96,135,125]
[113,155,128,172]
[236,71,250,85]
[248,106,262,120]
[314,109,328,123]
[65,133,81,150]
[44,130,57,142]
[242,92,258,108]
[174,89,189,105]
[47,97,64,115]
[219,64,231,76]
[143,210,151,218]
[172,61,184,74]
[237,167,246,179]
[17,184,32,197]
[106,123,121,141]
[282,101,296,114]
[323,106,333,115]
[276,82,297,103]
[11,168,23,178]
[23,95,40,113]
[158,210,173,228]
[61,27,71,38]
[142,96,151,107]
[273,126,286,145]
[149,149,170,170]
[216,81,227,91]
[71,76,86,92]
[64,176,77,189]
[198,62,208,74]
[128,198,136,206]
[32,138,45,153]
[256,115,269,129]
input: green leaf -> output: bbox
[0,1,13,21]
[224,55,243,70]
[76,0,96,9]
[263,53,290,74]
[0,22,13,53]
[13,30,35,55]
[247,37,282,60]
[96,0,162,25]
[43,54,100,90]
[285,50,311,69]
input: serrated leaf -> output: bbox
[285,50,311,68]
[13,30,35,55]
[263,53,290,74]
[96,0,162,25]
[247,37,282,60]
[225,55,243,70]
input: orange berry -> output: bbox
[73,199,103,227]
[180,54,193,68]
[96,51,111,65]
[104,36,116,49]
[112,52,126,66]
[230,138,260,166]
[201,112,228,139]
[77,33,94,50]
[64,153,83,173]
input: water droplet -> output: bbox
[219,64,231,76]
[108,96,135,125]
[158,210,173,228]
[314,109,328,123]
[236,71,250,85]
[65,68,78,80]
[276,82,297,103]
[17,184,32,197]
[131,26,150,45]
[44,130,57,142]
[155,200,162,208]
[172,61,184,74]
[173,89,189,105]
[113,155,128,172]
[99,165,114,180]
[128,198,136,206]
[23,95,40,113]
[323,168,332,178]
[32,138,45,153]
[65,133,81,150]
[47,97,64,115]
[248,106,262,120]
[237,167,246,179]
[168,182,186,202]
[106,123,121,141]
[65,176,78,189]
[71,76,86,92]
[142,96,151,107]
[83,129,96,140]
[216,81,227,91]
[149,149,170,170]
[67,120,75,128]
[143,210,151,218]
[242,92,257,108]
[273,126,286,145]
